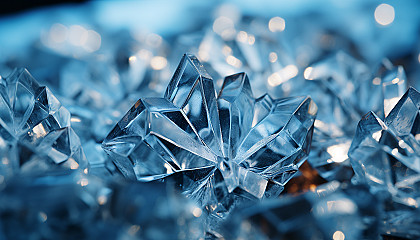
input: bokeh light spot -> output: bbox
[375,4,395,26]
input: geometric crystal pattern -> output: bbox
[103,54,317,214]
[349,87,420,208]
[0,68,87,176]
[304,52,407,181]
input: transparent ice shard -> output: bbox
[0,68,87,174]
[304,52,407,181]
[218,72,254,159]
[83,140,121,179]
[164,54,224,157]
[103,54,317,216]
[349,87,420,238]
[350,87,420,199]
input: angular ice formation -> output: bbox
[304,52,407,181]
[349,87,420,238]
[349,87,420,204]
[0,68,87,176]
[103,54,317,214]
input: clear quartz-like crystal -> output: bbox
[103,54,317,215]
[349,87,420,238]
[0,68,87,174]
[304,52,407,181]
[350,87,420,200]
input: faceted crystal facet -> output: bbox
[0,68,87,175]
[350,87,420,201]
[164,54,224,157]
[304,52,407,181]
[103,54,317,214]
[349,87,420,238]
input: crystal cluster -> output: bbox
[349,87,420,238]
[303,53,407,181]
[103,54,317,216]
[0,68,87,178]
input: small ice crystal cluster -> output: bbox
[102,54,317,217]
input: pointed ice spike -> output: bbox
[385,87,420,137]
[38,87,71,128]
[217,72,254,159]
[164,54,224,157]
[350,91,420,208]
[252,94,273,128]
[385,87,420,165]
[4,68,39,134]
[349,111,388,170]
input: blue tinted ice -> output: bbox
[0,68,87,176]
[349,87,420,238]
[219,182,380,240]
[304,52,407,181]
[103,54,317,215]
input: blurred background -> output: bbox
[1,0,419,80]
